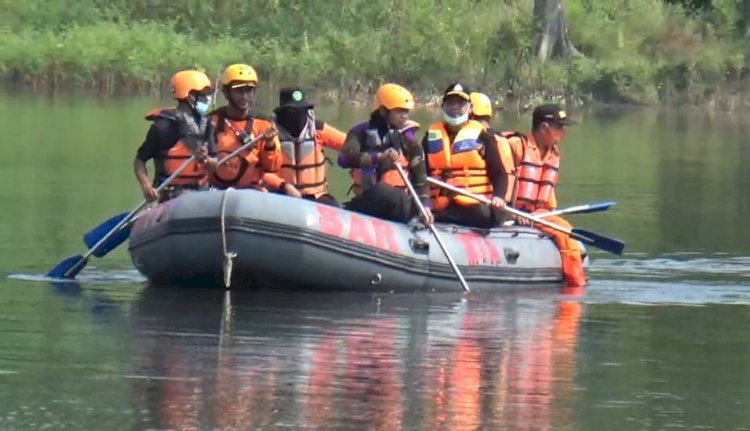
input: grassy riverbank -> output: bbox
[1,0,748,108]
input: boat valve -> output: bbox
[503,248,520,264]
[409,238,430,252]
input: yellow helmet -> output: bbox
[222,64,258,88]
[373,83,415,110]
[170,70,211,100]
[470,92,493,117]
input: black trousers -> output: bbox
[434,202,505,229]
[344,183,418,223]
[303,193,340,208]
[270,189,340,207]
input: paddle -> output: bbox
[80,129,274,254]
[395,164,471,293]
[211,65,222,110]
[48,153,200,279]
[51,128,278,279]
[538,201,616,218]
[82,211,131,256]
[426,177,625,255]
[215,120,273,167]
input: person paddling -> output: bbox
[501,105,586,287]
[338,83,433,225]
[422,83,511,229]
[207,64,299,196]
[133,70,217,203]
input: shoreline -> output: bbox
[4,2,750,111]
[4,74,750,113]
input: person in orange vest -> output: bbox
[273,87,346,207]
[469,91,518,207]
[338,83,433,225]
[504,104,586,287]
[207,64,298,196]
[133,70,217,203]
[423,83,511,229]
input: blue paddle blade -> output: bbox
[571,228,625,255]
[89,224,132,258]
[83,212,128,249]
[46,255,85,279]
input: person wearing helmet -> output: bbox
[338,83,433,225]
[469,91,518,211]
[207,64,297,196]
[422,83,511,229]
[134,70,217,202]
[468,91,496,128]
[272,87,346,207]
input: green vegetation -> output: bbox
[0,0,747,106]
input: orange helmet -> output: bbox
[470,92,493,117]
[222,64,258,88]
[373,83,415,110]
[170,70,211,100]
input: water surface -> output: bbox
[2,94,750,430]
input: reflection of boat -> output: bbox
[128,190,586,291]
[127,288,583,430]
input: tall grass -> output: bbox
[0,0,747,106]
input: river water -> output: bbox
[2,92,750,430]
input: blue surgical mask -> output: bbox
[443,112,468,126]
[194,99,211,116]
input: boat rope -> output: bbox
[220,188,237,289]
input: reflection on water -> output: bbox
[124,289,582,431]
[5,265,750,429]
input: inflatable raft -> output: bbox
[128,189,586,292]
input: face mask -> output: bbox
[277,108,308,137]
[443,112,468,126]
[193,96,212,116]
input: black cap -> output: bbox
[442,82,471,102]
[532,104,577,127]
[275,87,314,111]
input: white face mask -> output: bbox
[443,112,468,126]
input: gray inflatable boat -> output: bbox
[128,189,586,292]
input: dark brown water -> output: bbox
[2,93,750,430]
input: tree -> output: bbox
[745,0,750,66]
[534,0,582,62]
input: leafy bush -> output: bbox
[0,0,746,105]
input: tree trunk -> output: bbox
[744,0,750,67]
[534,0,582,62]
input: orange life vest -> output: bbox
[277,111,328,198]
[503,132,560,212]
[425,120,491,209]
[209,108,281,189]
[349,119,419,196]
[144,107,211,188]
